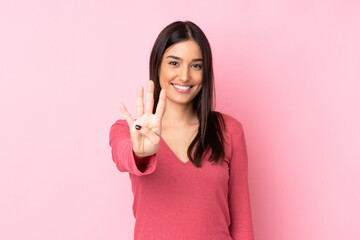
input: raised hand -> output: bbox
[119,80,166,159]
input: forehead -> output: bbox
[163,40,202,58]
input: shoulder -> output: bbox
[212,112,247,160]
[212,111,244,134]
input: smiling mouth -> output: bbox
[171,83,193,90]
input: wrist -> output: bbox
[133,150,151,165]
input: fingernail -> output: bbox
[135,125,141,130]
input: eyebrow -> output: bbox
[166,55,203,62]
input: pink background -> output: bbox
[1,0,359,239]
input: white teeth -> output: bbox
[173,84,191,90]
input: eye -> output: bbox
[169,61,179,66]
[192,64,202,69]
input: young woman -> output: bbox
[109,21,254,240]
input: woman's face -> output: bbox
[158,39,203,107]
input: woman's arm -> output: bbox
[228,122,255,239]
[109,81,165,176]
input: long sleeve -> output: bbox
[109,119,157,176]
[228,122,254,239]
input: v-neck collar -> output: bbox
[160,137,193,165]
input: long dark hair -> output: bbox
[150,21,227,168]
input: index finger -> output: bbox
[137,86,144,118]
[145,80,155,114]
[119,102,135,127]
[155,88,166,120]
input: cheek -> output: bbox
[159,77,167,90]
[198,83,203,92]
[192,70,203,81]
[197,79,204,93]
[161,68,178,83]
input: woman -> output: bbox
[109,21,254,240]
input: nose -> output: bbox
[178,66,190,82]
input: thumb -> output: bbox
[134,124,161,145]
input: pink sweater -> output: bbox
[109,113,254,240]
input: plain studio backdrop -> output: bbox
[0,0,359,239]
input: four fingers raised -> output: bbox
[119,79,166,130]
[118,81,165,156]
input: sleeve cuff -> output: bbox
[131,150,157,176]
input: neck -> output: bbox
[162,99,198,128]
